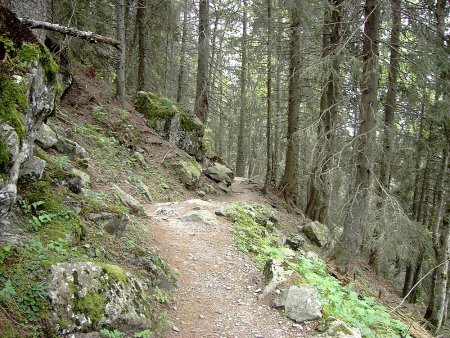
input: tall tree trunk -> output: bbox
[176,0,188,104]
[136,0,146,92]
[263,0,273,193]
[378,0,400,195]
[305,0,342,223]
[335,0,380,271]
[236,0,248,177]
[194,0,210,125]
[272,32,282,184]
[369,0,401,270]
[116,0,126,106]
[427,146,449,332]
[279,0,301,208]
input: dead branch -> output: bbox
[18,18,121,50]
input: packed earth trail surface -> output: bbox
[145,178,310,338]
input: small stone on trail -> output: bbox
[172,325,180,332]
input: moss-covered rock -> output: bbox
[46,262,153,334]
[135,91,205,160]
[164,155,202,189]
[0,7,60,223]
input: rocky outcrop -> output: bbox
[259,259,292,299]
[46,262,153,334]
[87,212,129,236]
[203,162,234,186]
[135,91,205,160]
[113,184,145,216]
[302,221,333,249]
[0,7,59,224]
[163,153,202,189]
[273,285,322,323]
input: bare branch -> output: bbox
[18,18,121,49]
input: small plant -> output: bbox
[153,286,170,304]
[0,280,16,303]
[134,329,152,338]
[91,105,108,118]
[100,328,124,338]
[17,282,47,321]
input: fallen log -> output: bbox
[19,17,121,49]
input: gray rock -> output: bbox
[315,317,362,338]
[71,168,90,187]
[88,212,129,236]
[302,221,332,248]
[166,157,202,188]
[197,190,206,198]
[0,21,58,222]
[138,256,178,291]
[135,92,205,160]
[133,151,146,166]
[36,123,58,149]
[274,285,322,323]
[136,179,153,202]
[203,162,234,186]
[304,251,321,262]
[113,184,145,215]
[46,262,153,334]
[181,210,218,225]
[286,234,306,250]
[259,259,292,300]
[55,137,88,160]
[19,156,46,180]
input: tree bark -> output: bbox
[136,0,146,92]
[305,0,342,223]
[194,0,210,125]
[263,0,274,193]
[335,0,380,271]
[116,0,126,107]
[19,17,121,48]
[236,0,248,177]
[176,0,189,104]
[279,0,301,208]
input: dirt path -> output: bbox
[145,180,313,338]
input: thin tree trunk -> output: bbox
[336,0,380,271]
[236,0,248,177]
[263,0,274,193]
[116,0,126,106]
[194,0,210,125]
[279,0,301,208]
[427,146,449,332]
[136,0,146,92]
[272,32,282,184]
[176,0,188,104]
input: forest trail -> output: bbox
[145,179,310,338]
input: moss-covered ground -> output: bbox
[230,203,410,338]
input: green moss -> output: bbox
[23,180,65,213]
[0,137,11,173]
[74,291,106,325]
[39,45,58,83]
[179,111,200,131]
[0,73,27,140]
[99,263,128,284]
[135,92,176,128]
[17,43,40,63]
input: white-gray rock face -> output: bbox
[203,162,234,186]
[0,46,57,224]
[259,259,292,300]
[36,123,58,149]
[274,285,322,323]
[46,262,153,334]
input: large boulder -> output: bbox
[164,154,202,189]
[46,262,153,334]
[87,212,129,236]
[203,162,234,186]
[0,7,59,224]
[135,91,205,160]
[36,123,58,149]
[273,285,322,323]
[302,221,333,248]
[113,184,145,216]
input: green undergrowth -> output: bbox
[230,203,410,338]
